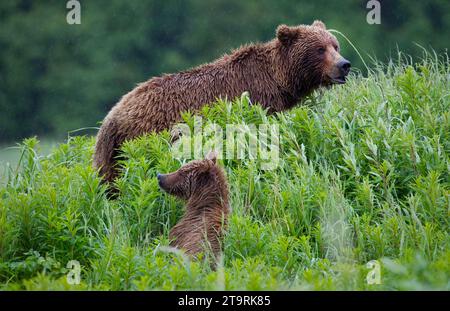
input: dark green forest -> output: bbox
[0,0,449,142]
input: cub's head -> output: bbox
[275,20,351,95]
[157,151,222,200]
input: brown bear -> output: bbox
[93,20,350,182]
[157,151,229,258]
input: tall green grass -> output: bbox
[0,52,449,290]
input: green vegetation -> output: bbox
[1,1,449,142]
[0,54,449,290]
[0,140,57,183]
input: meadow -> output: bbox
[0,52,448,290]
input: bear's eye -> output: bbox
[318,47,326,55]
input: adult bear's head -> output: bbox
[275,20,351,98]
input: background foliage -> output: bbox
[0,0,449,142]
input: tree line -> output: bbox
[0,0,448,142]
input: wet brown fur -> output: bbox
[157,153,229,257]
[93,21,346,182]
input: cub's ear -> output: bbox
[276,24,297,45]
[312,20,326,30]
[205,150,218,164]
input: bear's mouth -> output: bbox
[329,76,347,84]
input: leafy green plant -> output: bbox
[0,52,449,290]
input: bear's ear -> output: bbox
[312,20,326,30]
[276,24,297,45]
[205,150,218,164]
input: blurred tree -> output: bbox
[0,0,448,142]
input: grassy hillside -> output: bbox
[0,53,449,290]
[0,140,57,184]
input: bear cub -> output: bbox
[157,152,230,258]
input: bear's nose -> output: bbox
[157,173,165,187]
[337,59,351,75]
